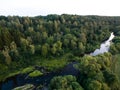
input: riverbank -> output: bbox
[0,61,79,90]
[0,54,69,82]
[0,50,84,82]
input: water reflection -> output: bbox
[90,32,115,56]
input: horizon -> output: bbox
[0,0,120,17]
[1,14,120,17]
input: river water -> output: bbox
[0,62,79,90]
[0,32,115,90]
[90,32,115,56]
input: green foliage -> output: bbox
[101,83,110,90]
[86,80,102,90]
[21,67,34,74]
[9,41,19,61]
[38,59,67,71]
[12,84,34,90]
[28,70,43,77]
[41,43,48,57]
[110,36,120,55]
[75,42,85,56]
[112,54,120,82]
[28,45,35,55]
[49,75,83,90]
[51,44,57,55]
[76,53,120,90]
[0,70,20,82]
[20,37,29,51]
[2,46,12,65]
[0,15,120,89]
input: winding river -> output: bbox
[0,32,115,90]
[90,32,115,56]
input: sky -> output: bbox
[0,0,120,16]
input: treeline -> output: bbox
[1,15,120,65]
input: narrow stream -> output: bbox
[0,32,115,90]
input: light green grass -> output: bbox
[21,67,34,74]
[31,54,68,71]
[37,59,68,71]
[12,84,34,90]
[28,70,43,77]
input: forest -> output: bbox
[0,14,120,90]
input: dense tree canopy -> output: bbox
[49,75,83,90]
[76,53,120,90]
[0,14,120,90]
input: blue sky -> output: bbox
[0,0,120,16]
